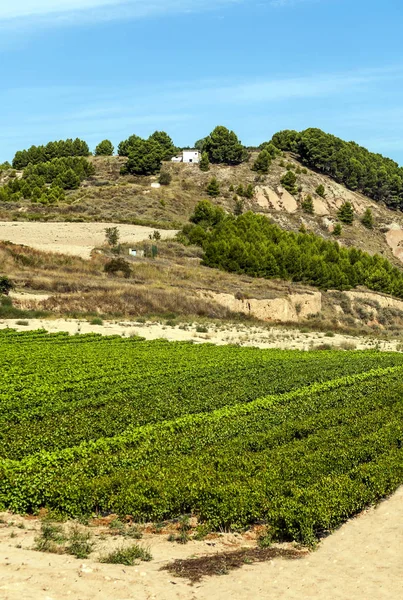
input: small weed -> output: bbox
[177,516,191,545]
[193,523,211,541]
[100,544,152,565]
[167,533,176,542]
[125,524,143,539]
[196,325,208,334]
[34,522,66,554]
[16,320,29,326]
[10,531,17,538]
[90,317,103,326]
[257,528,273,548]
[66,525,94,559]
[324,332,335,337]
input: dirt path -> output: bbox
[0,317,400,352]
[0,222,178,258]
[0,488,402,600]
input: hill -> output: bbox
[3,128,403,336]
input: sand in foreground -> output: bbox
[0,488,402,600]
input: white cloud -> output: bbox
[0,0,241,25]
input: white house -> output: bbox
[171,150,201,164]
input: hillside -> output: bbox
[2,152,403,267]
[3,130,403,336]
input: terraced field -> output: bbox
[1,330,403,544]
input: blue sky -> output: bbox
[1,0,403,163]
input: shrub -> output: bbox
[361,208,374,229]
[316,184,326,198]
[337,201,354,224]
[105,226,120,247]
[206,177,220,197]
[65,525,94,559]
[199,152,210,172]
[158,171,172,186]
[281,170,297,195]
[104,258,131,278]
[100,544,152,565]
[301,194,314,214]
[0,276,13,295]
[252,150,271,174]
[333,223,342,236]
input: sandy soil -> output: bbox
[0,222,178,259]
[0,317,400,352]
[0,488,402,600]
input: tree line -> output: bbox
[181,203,403,298]
[0,157,94,205]
[12,138,90,169]
[271,128,403,210]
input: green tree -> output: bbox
[122,139,163,176]
[316,184,326,198]
[333,223,342,236]
[252,149,271,174]
[190,200,225,228]
[244,184,254,199]
[203,126,249,165]
[234,197,244,216]
[281,170,298,194]
[337,201,354,224]
[105,227,120,247]
[206,177,220,197]
[301,194,314,214]
[148,131,177,160]
[199,152,210,172]
[361,208,374,229]
[236,184,245,197]
[118,135,142,157]
[95,140,114,156]
[0,276,13,295]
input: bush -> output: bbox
[281,170,297,195]
[301,194,314,214]
[337,201,354,224]
[104,258,131,278]
[206,177,220,197]
[316,184,326,198]
[0,276,13,295]
[95,140,114,156]
[333,223,342,236]
[252,149,271,174]
[100,544,152,565]
[158,171,172,186]
[361,208,374,229]
[199,152,210,172]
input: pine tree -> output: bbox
[244,184,254,199]
[333,223,342,236]
[206,177,220,197]
[316,184,326,198]
[281,170,297,195]
[301,194,314,214]
[337,201,354,224]
[361,207,374,229]
[252,149,271,174]
[236,184,245,197]
[199,152,210,172]
[95,140,114,156]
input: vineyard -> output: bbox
[1,329,403,545]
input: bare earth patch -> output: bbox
[0,488,402,599]
[0,222,178,259]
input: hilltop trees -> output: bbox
[271,127,403,210]
[118,131,177,176]
[12,139,89,169]
[121,139,164,176]
[95,140,114,156]
[202,126,249,165]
